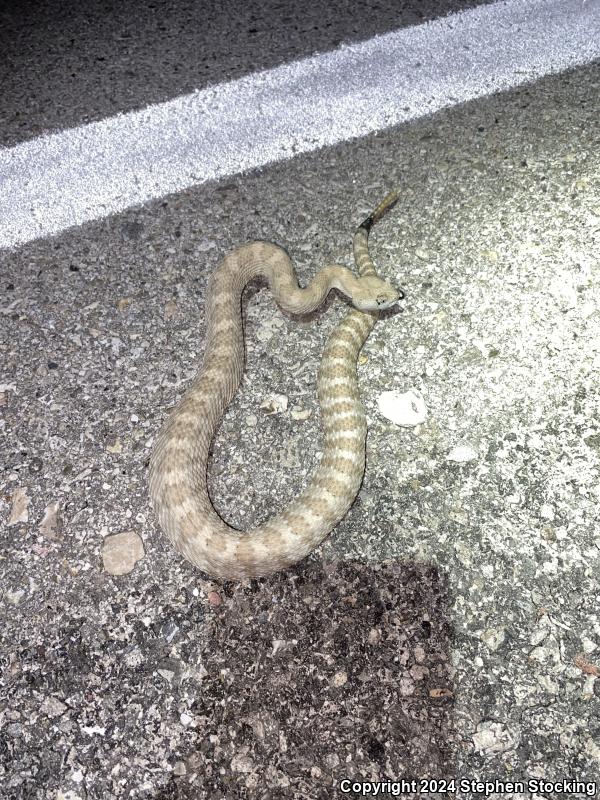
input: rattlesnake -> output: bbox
[149,193,402,579]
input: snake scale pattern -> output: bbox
[149,193,401,579]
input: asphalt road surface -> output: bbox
[1,1,600,798]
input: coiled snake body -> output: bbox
[149,194,401,579]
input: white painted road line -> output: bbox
[1,0,599,250]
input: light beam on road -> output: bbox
[1,0,598,249]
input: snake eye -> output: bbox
[377,293,398,308]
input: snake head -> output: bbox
[353,276,403,311]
